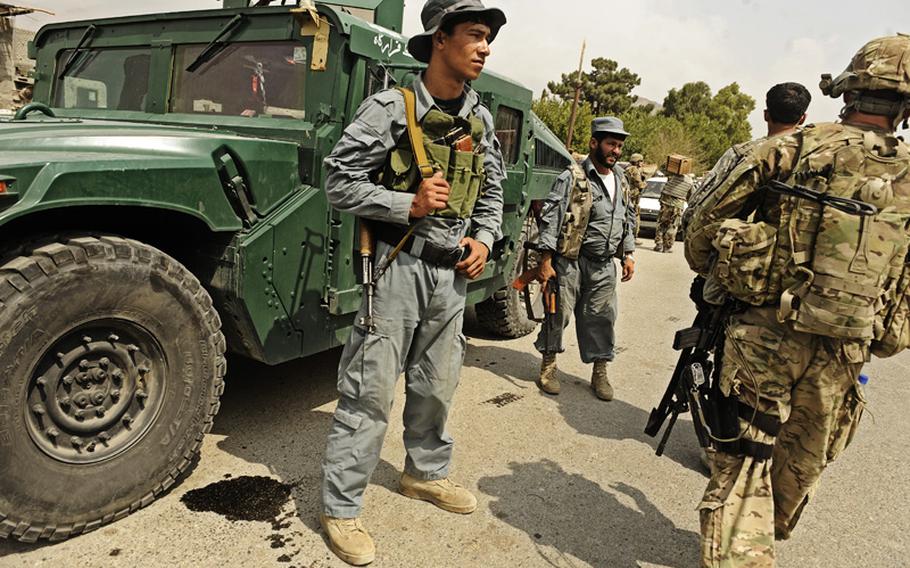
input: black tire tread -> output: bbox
[0,235,226,544]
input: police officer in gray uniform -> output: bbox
[534,117,637,400]
[318,0,506,565]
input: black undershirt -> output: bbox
[433,94,465,116]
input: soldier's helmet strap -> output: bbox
[397,87,436,179]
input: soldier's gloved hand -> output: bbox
[409,172,450,218]
[456,237,489,280]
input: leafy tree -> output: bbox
[620,107,705,171]
[662,81,712,119]
[547,58,641,116]
[532,95,594,154]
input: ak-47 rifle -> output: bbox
[644,277,738,456]
[511,240,558,323]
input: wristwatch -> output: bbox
[624,253,635,262]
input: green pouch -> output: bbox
[712,219,778,305]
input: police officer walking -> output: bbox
[624,153,648,242]
[534,117,637,400]
[318,0,506,564]
[685,35,910,566]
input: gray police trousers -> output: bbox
[322,241,467,518]
[534,254,619,363]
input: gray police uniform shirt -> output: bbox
[537,157,636,259]
[323,74,505,253]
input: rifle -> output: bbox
[511,241,559,323]
[644,278,737,456]
[358,220,376,333]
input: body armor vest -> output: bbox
[377,89,486,219]
[711,123,910,344]
[556,163,593,260]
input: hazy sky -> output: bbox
[11,0,910,136]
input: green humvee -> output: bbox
[0,0,571,542]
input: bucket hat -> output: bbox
[407,0,507,63]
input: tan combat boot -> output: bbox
[320,514,376,566]
[398,473,477,514]
[591,360,613,401]
[537,353,560,395]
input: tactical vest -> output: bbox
[556,163,593,260]
[711,123,910,343]
[662,175,692,200]
[377,88,486,219]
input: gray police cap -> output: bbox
[591,116,630,138]
[407,0,507,64]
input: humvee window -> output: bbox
[495,105,522,165]
[170,42,308,119]
[52,48,152,111]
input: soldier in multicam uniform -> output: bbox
[318,0,506,564]
[624,153,648,241]
[654,168,693,253]
[685,34,910,567]
[534,117,637,400]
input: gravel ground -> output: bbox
[1,243,907,568]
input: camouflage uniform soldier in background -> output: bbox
[319,0,506,564]
[534,117,637,400]
[654,169,693,252]
[624,153,648,239]
[685,34,910,567]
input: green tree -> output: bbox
[620,107,704,170]
[662,81,712,119]
[547,58,641,116]
[532,95,594,154]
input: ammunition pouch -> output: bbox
[379,89,486,220]
[711,219,778,306]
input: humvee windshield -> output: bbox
[53,48,152,111]
[170,41,308,119]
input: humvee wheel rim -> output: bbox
[25,320,167,464]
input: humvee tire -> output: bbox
[475,219,540,339]
[0,235,225,543]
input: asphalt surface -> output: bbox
[1,242,908,568]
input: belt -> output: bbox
[579,248,615,263]
[374,223,467,269]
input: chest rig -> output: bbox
[556,163,593,260]
[376,87,486,219]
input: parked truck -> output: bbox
[0,0,572,542]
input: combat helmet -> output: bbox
[820,33,910,127]
[630,153,644,164]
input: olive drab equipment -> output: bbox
[707,123,910,345]
[378,87,486,219]
[556,162,593,260]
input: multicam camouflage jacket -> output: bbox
[624,164,648,192]
[685,122,910,355]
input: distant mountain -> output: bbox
[632,95,663,115]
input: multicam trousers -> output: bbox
[629,187,642,239]
[700,307,867,567]
[655,195,685,251]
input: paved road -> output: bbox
[1,244,908,567]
